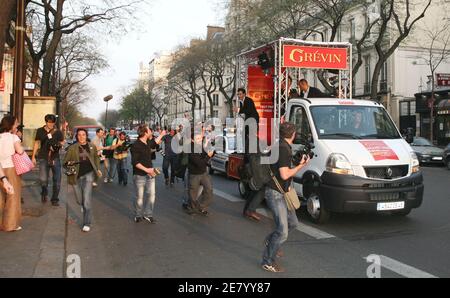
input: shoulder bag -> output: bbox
[270,170,301,211]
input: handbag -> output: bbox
[12,152,34,176]
[270,170,301,211]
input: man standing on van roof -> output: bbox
[298,79,326,99]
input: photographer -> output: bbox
[31,114,64,206]
[112,132,130,186]
[261,122,310,273]
[186,128,215,216]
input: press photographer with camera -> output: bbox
[262,122,310,273]
[64,128,102,233]
[112,131,131,186]
[31,114,65,207]
[131,125,163,224]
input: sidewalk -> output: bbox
[0,169,67,278]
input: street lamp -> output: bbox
[103,95,113,128]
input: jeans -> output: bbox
[189,173,212,211]
[134,175,156,218]
[262,188,299,266]
[163,155,177,183]
[116,158,128,185]
[72,172,95,227]
[183,170,189,205]
[106,157,117,181]
[39,158,62,202]
[244,187,266,214]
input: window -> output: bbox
[323,30,328,42]
[290,106,312,145]
[213,94,219,106]
[350,19,356,41]
[213,110,219,118]
[364,55,371,93]
[380,62,388,91]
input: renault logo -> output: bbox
[386,168,393,178]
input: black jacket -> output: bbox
[239,97,260,123]
[301,87,325,99]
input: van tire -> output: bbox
[306,193,331,224]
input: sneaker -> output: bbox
[143,216,156,224]
[199,209,209,217]
[262,263,285,273]
[134,217,143,223]
[82,226,91,233]
[104,178,108,183]
[13,226,23,232]
[51,201,60,207]
[93,182,98,187]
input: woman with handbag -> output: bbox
[0,116,26,232]
[64,128,102,233]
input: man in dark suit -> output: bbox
[234,88,260,123]
[298,79,326,99]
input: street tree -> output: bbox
[120,86,153,125]
[98,109,121,129]
[417,15,450,142]
[369,0,432,100]
[24,0,144,96]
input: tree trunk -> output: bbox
[430,73,435,143]
[0,0,16,74]
[371,60,384,101]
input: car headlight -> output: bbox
[411,152,420,173]
[326,153,354,175]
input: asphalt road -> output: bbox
[65,157,450,278]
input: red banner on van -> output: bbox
[283,45,348,70]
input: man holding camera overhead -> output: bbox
[112,131,130,186]
[31,114,65,207]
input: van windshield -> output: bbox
[310,106,401,140]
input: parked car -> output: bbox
[444,143,450,170]
[410,137,445,166]
[123,130,139,142]
[209,134,237,177]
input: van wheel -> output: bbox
[306,193,331,224]
[238,181,249,199]
[392,208,412,217]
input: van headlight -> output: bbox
[411,152,420,173]
[326,153,354,175]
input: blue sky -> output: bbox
[84,0,223,120]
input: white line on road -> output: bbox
[213,189,337,240]
[213,189,244,203]
[364,255,438,278]
[256,208,336,240]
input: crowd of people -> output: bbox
[0,81,321,273]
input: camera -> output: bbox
[116,141,131,154]
[48,139,62,152]
[293,142,315,166]
[154,168,161,176]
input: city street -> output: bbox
[61,157,450,278]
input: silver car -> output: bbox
[209,135,237,177]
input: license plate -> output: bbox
[432,157,443,161]
[377,202,405,211]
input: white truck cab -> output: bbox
[286,98,424,223]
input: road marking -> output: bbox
[213,189,244,202]
[256,208,336,240]
[364,255,438,278]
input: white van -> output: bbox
[286,98,424,224]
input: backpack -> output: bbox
[247,153,272,191]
